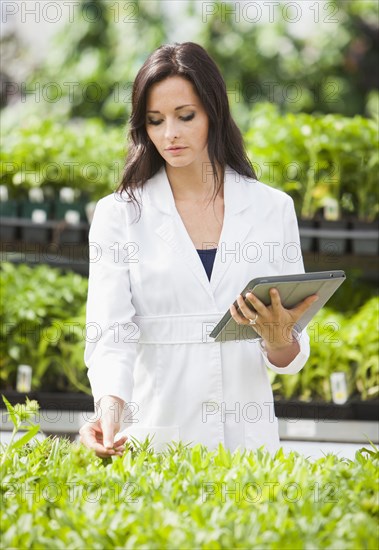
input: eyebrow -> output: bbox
[146,104,196,113]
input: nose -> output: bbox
[164,118,180,141]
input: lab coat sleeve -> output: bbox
[84,195,138,405]
[259,195,310,375]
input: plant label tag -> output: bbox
[60,187,75,203]
[65,210,80,224]
[31,209,47,223]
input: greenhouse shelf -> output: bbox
[1,217,378,241]
[0,412,377,445]
[1,392,378,444]
[1,392,378,419]
[1,217,378,279]
[1,248,379,280]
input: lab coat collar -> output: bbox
[145,164,254,216]
[145,164,257,298]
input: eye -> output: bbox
[181,113,195,122]
[147,119,162,126]
[146,113,195,126]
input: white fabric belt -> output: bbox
[133,312,224,344]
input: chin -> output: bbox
[164,157,193,168]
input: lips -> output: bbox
[166,146,186,151]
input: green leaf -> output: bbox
[11,424,40,450]
[2,395,18,429]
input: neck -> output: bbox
[165,161,223,201]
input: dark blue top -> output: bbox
[196,248,217,281]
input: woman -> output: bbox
[79,42,317,458]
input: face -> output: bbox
[145,76,210,169]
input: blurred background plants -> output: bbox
[2,0,378,124]
[0,262,90,394]
[1,0,378,219]
[244,103,378,220]
[269,297,379,402]
[0,117,125,201]
[1,105,377,221]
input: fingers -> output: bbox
[79,424,118,458]
[80,433,124,458]
[244,292,266,315]
[230,302,243,324]
[112,435,128,453]
[102,427,115,450]
[79,421,127,458]
[78,395,129,459]
[268,288,282,310]
[230,292,266,324]
[292,294,319,317]
[113,435,128,448]
[101,413,120,449]
[230,289,319,347]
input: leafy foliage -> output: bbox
[245,102,378,220]
[3,0,377,123]
[1,105,377,220]
[17,0,168,124]
[197,0,379,119]
[271,297,379,401]
[1,421,378,549]
[0,262,90,394]
[0,117,125,200]
[1,395,40,469]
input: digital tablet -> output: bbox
[209,270,346,343]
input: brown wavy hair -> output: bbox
[117,41,256,220]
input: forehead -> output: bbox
[146,76,199,109]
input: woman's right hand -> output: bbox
[79,395,128,458]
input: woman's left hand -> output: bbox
[230,288,319,351]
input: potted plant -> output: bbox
[20,187,52,244]
[298,138,349,255]
[0,262,91,402]
[53,187,87,245]
[350,156,379,256]
[321,116,378,256]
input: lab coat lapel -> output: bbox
[146,166,212,296]
[147,165,256,299]
[210,166,255,294]
[155,216,213,295]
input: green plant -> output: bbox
[197,0,379,119]
[0,395,40,470]
[0,117,125,200]
[244,102,378,220]
[1,105,377,221]
[0,262,90,394]
[271,296,379,402]
[341,297,379,400]
[1,424,378,548]
[8,0,167,124]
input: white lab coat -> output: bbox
[84,164,310,453]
